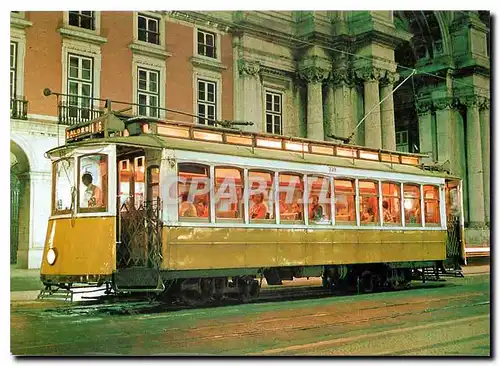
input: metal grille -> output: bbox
[10,175,21,264]
[117,198,163,269]
[446,215,461,258]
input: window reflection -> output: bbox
[54,158,75,213]
[335,179,356,225]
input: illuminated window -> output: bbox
[381,182,402,225]
[334,179,356,225]
[53,159,75,214]
[215,167,243,221]
[138,14,159,45]
[69,11,95,30]
[307,176,331,224]
[67,54,93,121]
[78,154,108,212]
[248,171,275,222]
[403,184,422,226]
[138,67,159,118]
[197,29,216,58]
[265,91,282,135]
[424,185,440,225]
[278,173,304,223]
[178,164,210,222]
[197,79,217,126]
[148,165,160,208]
[359,180,379,225]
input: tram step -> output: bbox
[38,288,74,302]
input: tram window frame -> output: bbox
[423,185,441,226]
[147,165,160,209]
[278,172,305,224]
[403,183,422,227]
[334,178,356,225]
[214,166,244,223]
[178,163,211,223]
[358,180,380,226]
[306,175,331,225]
[77,154,108,213]
[247,170,276,224]
[52,158,76,215]
[381,181,402,226]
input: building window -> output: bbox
[424,185,440,225]
[10,42,17,98]
[359,180,379,225]
[137,68,159,118]
[178,163,210,222]
[265,91,282,135]
[197,30,216,58]
[396,130,409,152]
[138,14,159,45]
[197,79,217,126]
[69,11,95,30]
[334,179,356,225]
[67,54,93,120]
[382,182,402,225]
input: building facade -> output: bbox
[10,11,490,268]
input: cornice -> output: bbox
[190,56,228,72]
[129,42,172,59]
[58,27,107,46]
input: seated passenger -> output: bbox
[309,195,323,221]
[195,198,209,218]
[361,207,375,222]
[179,193,197,217]
[382,201,393,223]
[250,193,268,219]
[291,202,303,220]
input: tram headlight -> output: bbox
[47,248,57,265]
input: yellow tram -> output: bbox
[40,110,466,303]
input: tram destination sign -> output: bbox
[66,120,104,143]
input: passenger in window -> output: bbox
[309,195,323,221]
[291,202,303,220]
[361,207,375,222]
[195,198,209,218]
[179,193,197,217]
[82,172,103,208]
[382,201,393,223]
[250,193,268,219]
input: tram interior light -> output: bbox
[404,199,413,210]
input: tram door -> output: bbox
[445,180,465,266]
[116,154,162,270]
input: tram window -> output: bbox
[53,158,75,214]
[147,165,160,208]
[248,171,275,223]
[278,173,304,223]
[78,154,108,212]
[307,176,331,224]
[382,182,401,225]
[215,167,243,221]
[334,179,356,225]
[403,184,421,226]
[178,163,210,222]
[134,157,145,209]
[424,185,440,225]
[359,180,379,225]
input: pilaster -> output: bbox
[380,71,399,151]
[299,66,329,140]
[416,100,434,162]
[237,59,262,133]
[478,97,490,224]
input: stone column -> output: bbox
[465,96,485,227]
[299,66,329,140]
[416,100,435,162]
[325,82,336,139]
[330,69,353,139]
[380,71,399,151]
[434,97,454,164]
[479,97,490,224]
[356,68,383,149]
[237,59,262,133]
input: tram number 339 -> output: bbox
[328,166,337,173]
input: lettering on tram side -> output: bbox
[66,120,104,142]
[328,166,336,174]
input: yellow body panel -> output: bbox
[40,217,116,276]
[162,227,447,270]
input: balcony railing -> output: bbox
[10,98,28,120]
[58,103,104,126]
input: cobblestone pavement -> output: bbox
[11,270,490,356]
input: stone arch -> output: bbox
[10,139,31,266]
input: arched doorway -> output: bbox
[10,140,30,266]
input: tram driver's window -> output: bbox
[359,180,379,225]
[424,185,440,226]
[278,173,304,223]
[178,163,210,222]
[53,158,75,214]
[307,176,331,224]
[334,179,356,225]
[248,171,275,223]
[382,182,401,225]
[78,154,108,212]
[403,184,422,226]
[215,167,243,222]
